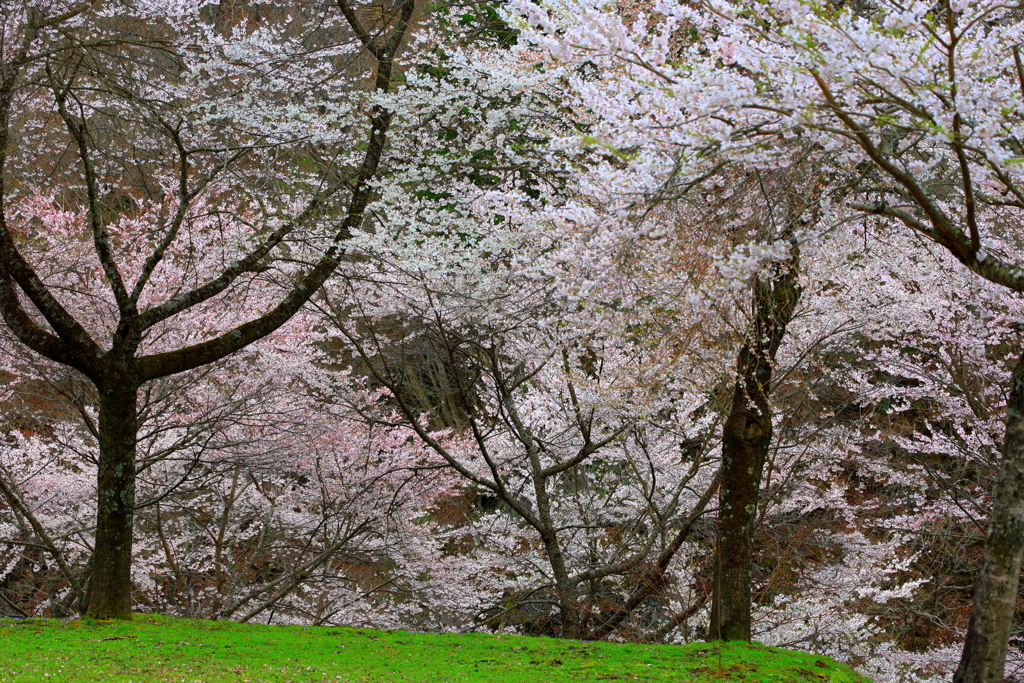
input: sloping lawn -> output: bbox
[0,614,871,682]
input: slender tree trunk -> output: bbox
[708,254,800,642]
[709,360,772,641]
[84,375,139,619]
[955,351,1024,683]
[531,459,578,634]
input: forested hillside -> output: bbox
[0,1,1022,682]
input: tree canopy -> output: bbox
[2,1,1024,682]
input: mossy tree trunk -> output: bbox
[85,374,140,619]
[708,253,800,642]
[709,346,774,642]
[954,351,1024,683]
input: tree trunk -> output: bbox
[708,253,800,642]
[954,351,1024,683]
[709,346,773,642]
[84,377,139,619]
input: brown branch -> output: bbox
[136,0,416,379]
[49,64,132,317]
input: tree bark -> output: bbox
[708,255,800,642]
[954,351,1024,683]
[709,353,773,641]
[84,374,139,620]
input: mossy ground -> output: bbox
[0,614,872,682]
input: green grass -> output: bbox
[0,614,872,682]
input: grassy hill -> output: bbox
[0,614,871,682]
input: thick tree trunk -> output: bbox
[84,377,139,619]
[709,362,772,642]
[954,352,1024,683]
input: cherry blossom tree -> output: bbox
[0,0,417,618]
[744,222,1024,682]
[0,330,460,623]
[507,0,1024,678]
[311,245,721,637]
[12,4,1024,683]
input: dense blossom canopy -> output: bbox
[2,1,1024,681]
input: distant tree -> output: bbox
[317,258,720,638]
